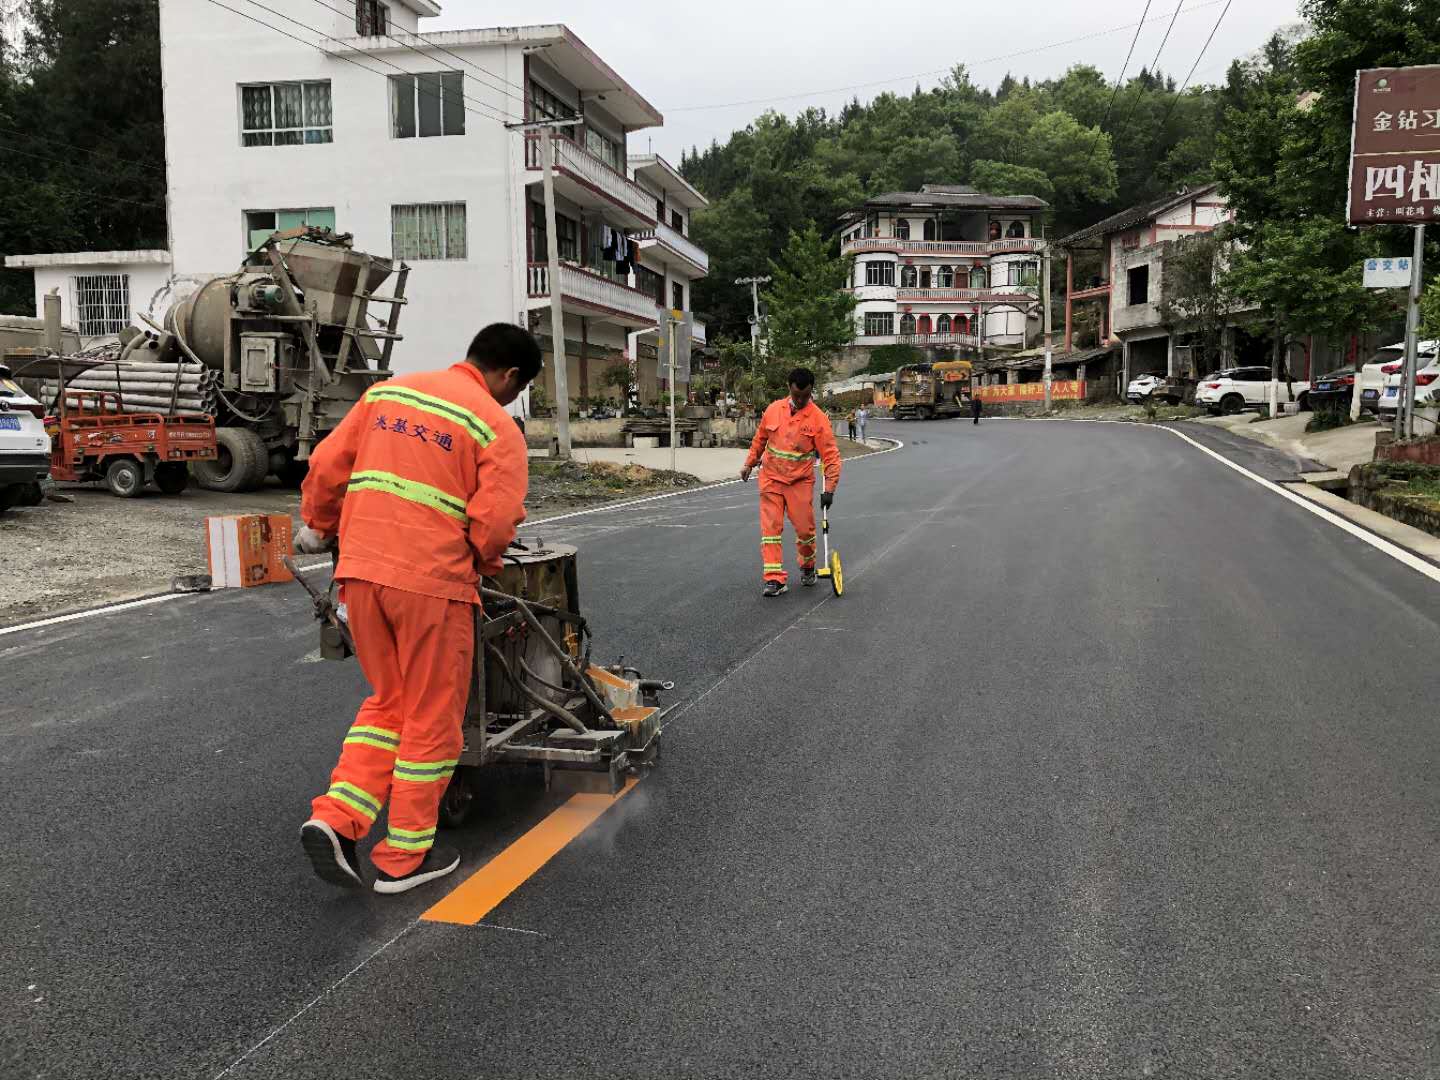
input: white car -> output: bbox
[1126,373,1172,404]
[0,366,51,512]
[1375,340,1440,420]
[1196,366,1310,415]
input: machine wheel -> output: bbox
[1220,394,1245,415]
[195,427,269,492]
[154,463,189,495]
[437,770,477,829]
[105,457,145,498]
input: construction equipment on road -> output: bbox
[816,503,843,597]
[893,360,974,420]
[286,539,672,821]
[45,389,217,497]
[15,227,408,494]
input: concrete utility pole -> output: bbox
[736,275,771,366]
[666,309,680,475]
[1397,224,1427,440]
[1042,243,1054,411]
[508,116,583,459]
[1269,314,1283,421]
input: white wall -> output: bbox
[30,261,175,344]
[157,0,529,381]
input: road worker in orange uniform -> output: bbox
[294,324,541,895]
[740,367,842,597]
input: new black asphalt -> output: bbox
[4,418,1439,1078]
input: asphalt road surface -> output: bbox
[5,418,1440,1079]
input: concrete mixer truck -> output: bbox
[122,227,409,491]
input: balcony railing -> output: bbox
[634,221,709,275]
[527,261,662,326]
[842,236,1045,258]
[525,133,656,224]
[898,332,981,348]
[896,287,1039,304]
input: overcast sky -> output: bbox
[431,0,1304,162]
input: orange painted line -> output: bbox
[421,778,638,926]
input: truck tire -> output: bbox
[105,457,145,499]
[195,428,269,492]
[155,463,189,495]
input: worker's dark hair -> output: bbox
[467,323,543,382]
[788,367,816,390]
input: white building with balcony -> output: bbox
[5,1,709,420]
[838,185,1047,363]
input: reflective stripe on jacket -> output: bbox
[300,363,528,602]
[744,397,842,491]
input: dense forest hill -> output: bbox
[679,63,1230,340]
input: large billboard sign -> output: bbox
[1348,66,1440,226]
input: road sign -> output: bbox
[1347,65,1440,226]
[1364,256,1415,287]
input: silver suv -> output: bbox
[0,365,51,512]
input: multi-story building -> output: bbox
[1055,183,1232,384]
[7,2,708,420]
[838,184,1048,366]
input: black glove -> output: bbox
[821,490,834,509]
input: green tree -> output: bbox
[762,224,857,380]
[861,343,924,375]
[0,0,165,313]
[1157,231,1237,371]
[1420,278,1440,341]
[968,161,1055,204]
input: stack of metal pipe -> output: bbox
[33,363,220,417]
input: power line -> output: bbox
[1158,0,1235,131]
[301,0,527,102]
[1113,0,1185,140]
[0,118,168,175]
[663,0,1226,114]
[1099,0,1155,134]
[223,0,521,128]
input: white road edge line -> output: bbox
[1019,416,1440,586]
[0,439,906,639]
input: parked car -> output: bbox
[1307,368,1359,413]
[1127,373,1165,403]
[1356,341,1439,415]
[1376,340,1440,421]
[1195,366,1310,415]
[0,364,50,512]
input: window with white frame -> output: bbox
[71,274,129,338]
[241,81,332,146]
[863,312,894,336]
[865,261,894,287]
[1007,260,1040,287]
[894,219,910,240]
[392,203,467,260]
[390,72,465,139]
[900,265,918,288]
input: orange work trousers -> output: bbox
[759,481,817,584]
[310,580,473,876]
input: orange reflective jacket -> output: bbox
[301,363,528,603]
[745,397,842,492]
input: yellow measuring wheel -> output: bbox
[816,502,843,598]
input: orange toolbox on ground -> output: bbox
[206,514,294,588]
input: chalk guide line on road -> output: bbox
[0,440,906,639]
